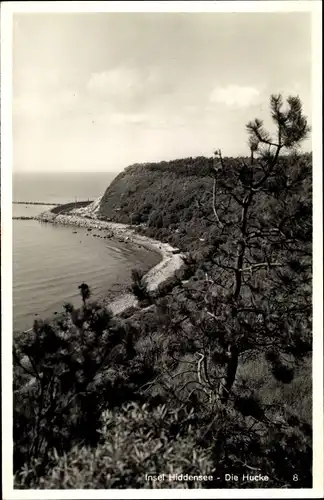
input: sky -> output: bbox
[13,12,312,173]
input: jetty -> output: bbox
[13,201,59,206]
[13,216,37,220]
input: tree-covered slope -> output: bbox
[99,156,214,245]
[99,153,312,253]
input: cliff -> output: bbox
[98,153,312,252]
[98,156,218,251]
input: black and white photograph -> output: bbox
[1,1,323,497]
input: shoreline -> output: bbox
[34,205,186,318]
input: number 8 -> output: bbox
[293,474,299,481]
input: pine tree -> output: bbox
[171,94,312,404]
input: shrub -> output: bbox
[151,275,182,300]
[15,403,213,489]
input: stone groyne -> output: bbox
[13,216,38,220]
[13,201,58,206]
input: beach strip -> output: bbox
[35,207,186,317]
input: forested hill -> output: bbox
[99,153,312,252]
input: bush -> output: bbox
[15,399,312,489]
[13,300,133,475]
[15,403,213,489]
[151,275,182,300]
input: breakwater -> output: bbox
[13,201,59,206]
[13,201,94,210]
[13,216,37,220]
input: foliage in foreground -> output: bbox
[15,397,311,489]
[13,94,312,489]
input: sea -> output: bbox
[12,172,160,332]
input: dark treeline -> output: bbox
[50,200,93,214]
[13,94,312,489]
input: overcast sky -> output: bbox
[13,12,312,173]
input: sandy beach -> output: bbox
[36,198,186,316]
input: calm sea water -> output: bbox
[12,172,159,332]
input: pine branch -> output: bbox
[239,262,283,273]
[212,176,224,228]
